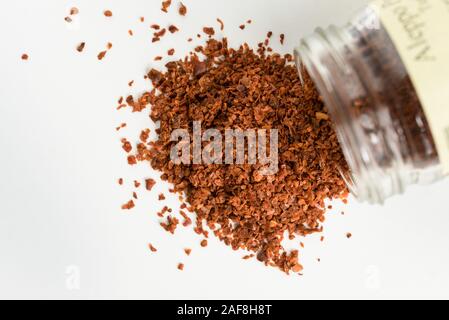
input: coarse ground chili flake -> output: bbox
[21,54,29,61]
[151,24,161,30]
[177,263,184,271]
[179,2,187,16]
[118,178,124,186]
[161,0,172,13]
[168,25,179,33]
[145,178,156,191]
[134,180,141,188]
[149,243,158,252]
[70,7,79,15]
[121,138,132,153]
[122,200,135,210]
[104,10,113,17]
[97,51,107,60]
[202,27,215,37]
[167,48,175,56]
[280,33,285,45]
[184,248,192,256]
[121,33,348,273]
[216,18,224,31]
[76,42,85,53]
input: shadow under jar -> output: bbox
[295,2,448,204]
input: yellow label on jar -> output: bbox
[372,0,449,174]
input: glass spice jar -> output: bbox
[295,0,449,204]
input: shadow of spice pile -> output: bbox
[130,38,348,274]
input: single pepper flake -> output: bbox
[161,0,172,13]
[21,54,29,61]
[121,200,135,210]
[76,42,86,53]
[203,27,215,37]
[104,10,113,17]
[168,25,179,33]
[145,178,156,191]
[179,2,187,16]
[123,35,349,274]
[149,243,158,252]
[97,50,107,60]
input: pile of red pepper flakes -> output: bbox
[115,1,349,274]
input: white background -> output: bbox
[1,0,448,300]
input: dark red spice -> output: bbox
[97,51,107,60]
[280,33,285,45]
[203,27,215,37]
[184,248,192,256]
[161,0,172,13]
[118,178,124,186]
[76,42,86,53]
[177,263,184,271]
[167,48,175,56]
[127,155,137,165]
[121,200,135,210]
[149,243,158,252]
[158,194,166,201]
[216,18,224,31]
[200,239,208,248]
[145,178,156,191]
[168,25,179,33]
[21,54,29,61]
[121,37,348,274]
[104,10,113,17]
[179,2,187,16]
[121,138,132,153]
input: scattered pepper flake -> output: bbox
[121,138,132,153]
[158,194,166,201]
[121,200,135,210]
[161,0,172,13]
[128,29,134,36]
[116,123,127,131]
[145,178,156,191]
[346,233,352,239]
[21,54,29,61]
[76,42,86,53]
[177,263,184,271]
[167,48,175,56]
[149,243,158,252]
[179,2,187,16]
[184,248,192,256]
[151,24,160,30]
[104,10,113,17]
[70,7,79,15]
[239,24,245,30]
[280,33,285,45]
[203,27,215,37]
[118,178,124,186]
[216,18,224,31]
[97,50,107,60]
[168,25,179,33]
[200,239,208,247]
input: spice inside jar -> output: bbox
[295,1,449,204]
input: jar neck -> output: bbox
[294,25,410,204]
